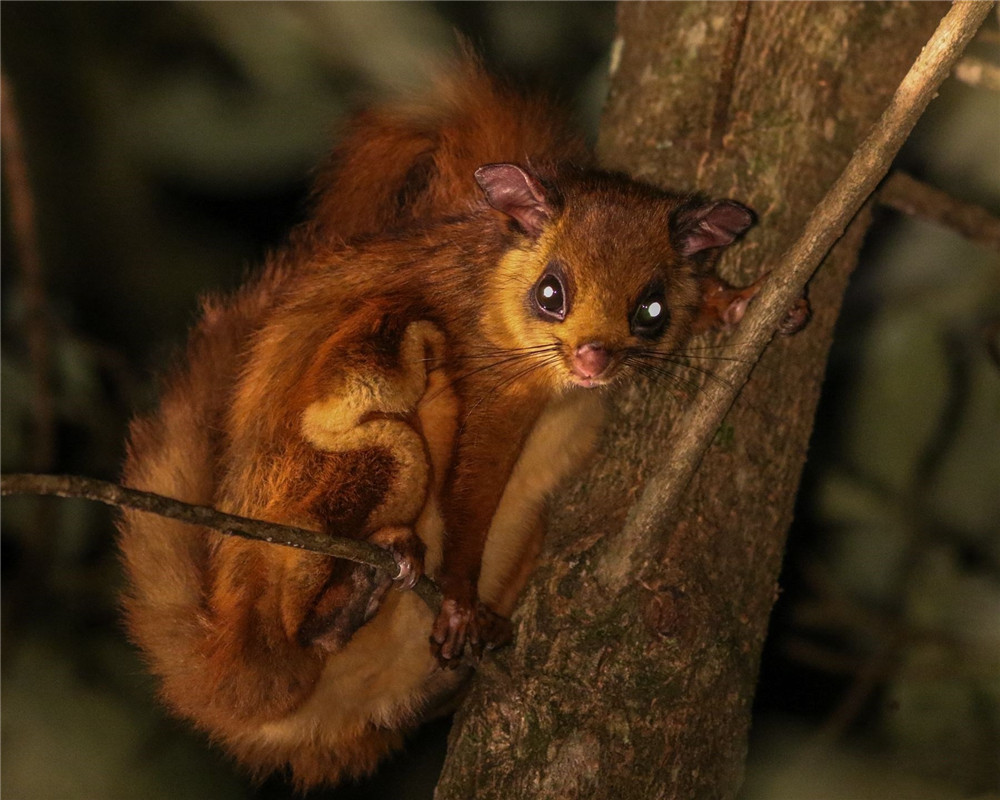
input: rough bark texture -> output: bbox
[436,3,952,799]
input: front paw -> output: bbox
[430,597,511,668]
[431,597,477,668]
[369,526,425,591]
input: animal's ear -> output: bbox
[474,163,553,238]
[672,200,755,257]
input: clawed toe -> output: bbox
[430,598,511,668]
[368,526,426,592]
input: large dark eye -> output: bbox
[631,293,668,338]
[534,273,566,320]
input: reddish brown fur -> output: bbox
[118,54,765,788]
[307,52,590,244]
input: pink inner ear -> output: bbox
[474,163,552,237]
[675,200,754,256]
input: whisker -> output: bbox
[668,351,752,365]
[483,354,562,399]
[455,348,559,383]
[639,370,699,402]
[636,352,739,394]
[626,351,776,424]
[623,356,705,401]
[421,345,562,405]
[458,353,563,433]
[421,354,529,403]
[453,345,559,361]
[676,342,758,353]
[409,342,558,365]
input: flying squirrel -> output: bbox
[117,53,807,789]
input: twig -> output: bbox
[0,473,443,611]
[626,1,993,544]
[879,171,1000,251]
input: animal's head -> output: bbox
[475,163,755,392]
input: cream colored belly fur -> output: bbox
[246,326,603,751]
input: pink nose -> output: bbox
[572,342,610,379]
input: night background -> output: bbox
[2,3,998,798]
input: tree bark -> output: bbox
[435,3,960,799]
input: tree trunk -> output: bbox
[435,3,952,799]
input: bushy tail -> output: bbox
[307,51,591,244]
[117,266,290,733]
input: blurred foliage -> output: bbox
[1,3,997,799]
[747,25,1000,798]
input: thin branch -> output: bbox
[626,1,993,546]
[0,473,443,611]
[879,171,1000,251]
